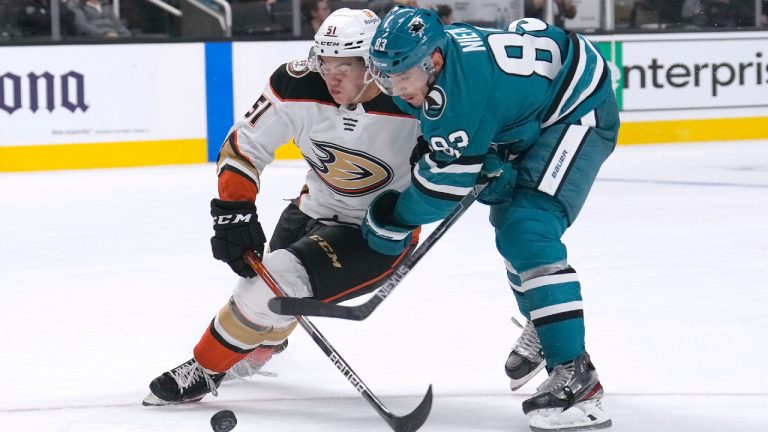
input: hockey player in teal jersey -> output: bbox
[361,6,617,431]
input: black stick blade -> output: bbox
[387,385,433,432]
[268,297,373,320]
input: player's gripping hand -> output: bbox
[361,190,418,256]
[409,135,431,166]
[477,152,517,205]
[210,199,267,278]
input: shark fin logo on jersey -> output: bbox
[305,139,393,196]
[408,17,425,37]
[423,86,446,120]
[287,59,310,78]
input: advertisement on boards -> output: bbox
[595,36,768,112]
[0,43,207,147]
[622,38,768,111]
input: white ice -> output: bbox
[1,141,767,431]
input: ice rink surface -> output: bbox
[1,141,767,431]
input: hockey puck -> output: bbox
[210,409,237,432]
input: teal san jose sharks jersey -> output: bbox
[392,18,613,226]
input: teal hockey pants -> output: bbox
[490,96,619,368]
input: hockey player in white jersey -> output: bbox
[143,8,422,406]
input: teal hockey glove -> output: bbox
[361,190,417,256]
[477,153,517,205]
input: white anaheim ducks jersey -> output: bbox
[215,60,420,225]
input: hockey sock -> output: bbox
[506,266,531,319]
[194,299,297,372]
[524,267,585,368]
[194,321,250,373]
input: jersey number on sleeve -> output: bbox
[429,130,469,158]
[487,19,562,80]
[244,94,273,127]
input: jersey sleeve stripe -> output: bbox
[218,164,258,188]
[218,156,260,189]
[543,32,582,125]
[544,36,607,127]
[395,184,467,225]
[412,166,472,200]
[552,38,606,126]
[411,153,484,201]
[543,34,587,127]
[424,153,484,174]
[221,131,250,163]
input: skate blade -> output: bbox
[528,399,612,432]
[141,392,204,406]
[224,367,278,382]
[142,393,175,406]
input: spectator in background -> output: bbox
[633,0,684,27]
[525,0,576,28]
[301,0,331,37]
[682,0,757,27]
[17,0,76,36]
[118,0,179,37]
[68,0,131,37]
[434,3,453,23]
[369,0,418,19]
[763,0,768,26]
[723,0,758,26]
[17,0,51,36]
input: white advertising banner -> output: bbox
[621,37,768,112]
[0,43,206,147]
[232,40,313,117]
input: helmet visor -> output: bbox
[310,46,367,81]
[369,61,431,97]
[369,62,396,95]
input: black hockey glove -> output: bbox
[409,135,431,167]
[210,199,266,278]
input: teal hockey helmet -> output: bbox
[369,6,446,94]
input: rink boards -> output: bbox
[1,32,767,171]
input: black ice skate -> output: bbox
[522,352,611,432]
[142,358,225,406]
[225,339,288,380]
[506,317,545,390]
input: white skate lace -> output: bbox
[511,317,543,361]
[536,363,574,394]
[171,360,219,397]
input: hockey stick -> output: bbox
[244,251,433,432]
[268,183,485,320]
